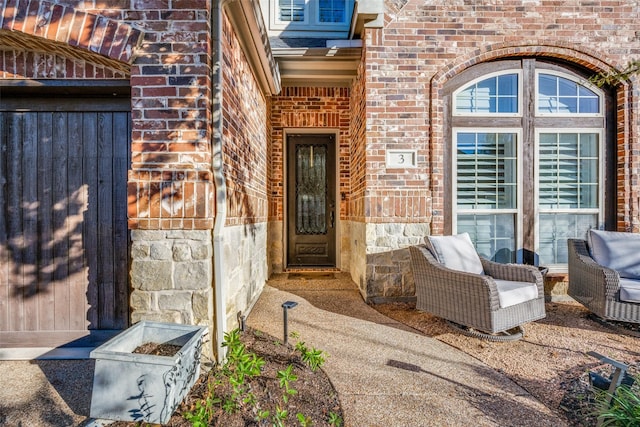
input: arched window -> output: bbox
[444,59,612,270]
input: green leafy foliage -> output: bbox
[593,375,640,426]
[295,340,326,372]
[296,412,313,426]
[183,380,220,426]
[183,328,335,426]
[277,364,299,403]
[590,60,640,87]
[328,411,344,427]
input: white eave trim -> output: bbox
[272,46,362,87]
[223,0,282,95]
[350,0,384,38]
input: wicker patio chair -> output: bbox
[409,242,546,340]
[568,237,640,324]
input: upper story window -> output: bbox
[268,0,353,35]
[537,72,601,115]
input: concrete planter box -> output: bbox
[89,321,208,424]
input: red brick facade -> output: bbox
[270,87,351,223]
[364,1,639,235]
[2,0,640,333]
[221,13,269,227]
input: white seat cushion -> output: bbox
[426,233,484,275]
[619,278,640,303]
[589,229,640,279]
[494,280,539,308]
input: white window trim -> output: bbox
[535,69,605,117]
[534,128,604,271]
[452,70,523,117]
[452,128,524,261]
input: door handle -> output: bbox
[330,211,334,228]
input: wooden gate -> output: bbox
[0,96,130,347]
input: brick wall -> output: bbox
[221,13,268,227]
[354,0,640,301]
[270,87,351,222]
[125,1,214,231]
[219,11,270,328]
[349,46,367,223]
[367,0,640,235]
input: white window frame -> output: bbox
[535,70,604,117]
[452,70,523,118]
[270,0,351,31]
[452,128,524,262]
[534,128,604,270]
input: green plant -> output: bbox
[277,364,299,403]
[296,412,313,426]
[183,380,220,427]
[295,340,326,372]
[593,376,640,426]
[273,406,288,427]
[183,329,335,426]
[328,411,344,427]
[221,329,265,413]
[590,60,640,87]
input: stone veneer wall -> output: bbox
[364,223,429,303]
[129,230,212,325]
[222,223,268,328]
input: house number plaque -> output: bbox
[386,150,417,168]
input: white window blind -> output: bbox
[537,132,600,265]
[456,131,518,261]
[279,0,305,21]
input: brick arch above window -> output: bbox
[0,0,143,71]
[432,42,616,87]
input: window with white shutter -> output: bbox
[449,60,607,270]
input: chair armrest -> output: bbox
[568,239,620,298]
[481,258,541,282]
[481,258,544,297]
[409,245,501,310]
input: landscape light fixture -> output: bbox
[281,300,298,345]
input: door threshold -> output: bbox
[284,267,340,273]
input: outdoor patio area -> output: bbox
[267,272,640,426]
[0,272,638,426]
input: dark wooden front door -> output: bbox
[286,134,336,267]
[0,96,131,347]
